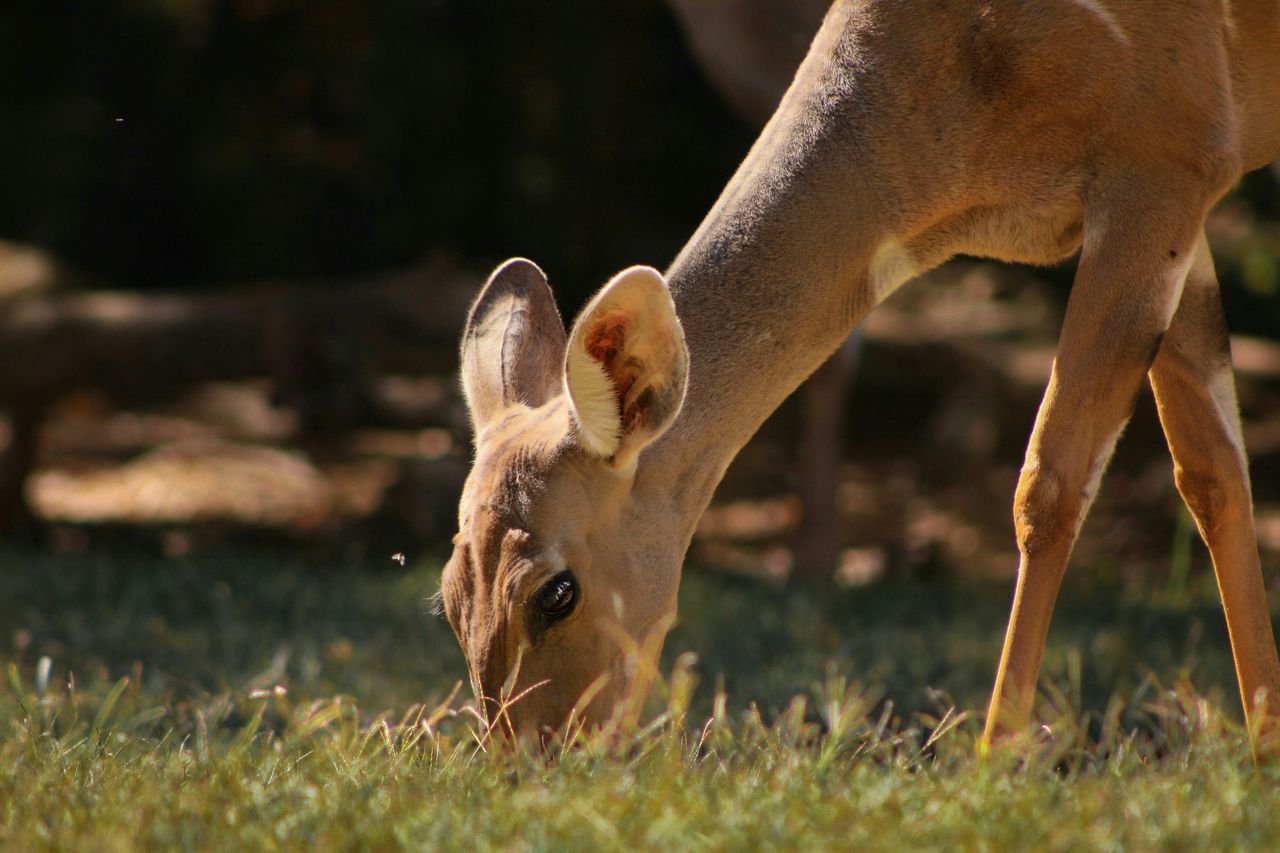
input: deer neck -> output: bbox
[631,9,918,549]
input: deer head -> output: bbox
[441,258,690,742]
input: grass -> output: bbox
[2,542,1279,849]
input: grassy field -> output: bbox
[2,542,1279,849]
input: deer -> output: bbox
[440,0,1280,752]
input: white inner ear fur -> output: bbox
[565,348,622,457]
[564,266,685,462]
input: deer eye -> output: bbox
[532,571,577,622]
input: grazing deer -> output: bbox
[440,0,1280,749]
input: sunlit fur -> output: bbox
[446,263,687,740]
[564,354,620,457]
[449,0,1280,751]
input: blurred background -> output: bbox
[2,0,1280,592]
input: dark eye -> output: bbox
[532,571,577,621]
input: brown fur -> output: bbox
[445,0,1280,751]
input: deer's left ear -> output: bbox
[564,266,689,466]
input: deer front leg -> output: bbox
[982,198,1205,746]
[1149,233,1280,752]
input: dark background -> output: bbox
[3,1,1276,326]
[2,1,1279,582]
[0,1,754,304]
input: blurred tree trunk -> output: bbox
[0,407,40,534]
[792,330,863,583]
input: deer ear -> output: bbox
[564,266,689,466]
[461,258,567,432]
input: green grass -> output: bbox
[2,544,1279,849]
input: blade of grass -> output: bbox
[6,663,36,722]
[230,700,267,756]
[91,676,130,746]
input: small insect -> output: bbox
[391,552,406,566]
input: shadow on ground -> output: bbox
[1,544,1257,727]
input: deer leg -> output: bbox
[982,197,1206,745]
[1149,233,1280,748]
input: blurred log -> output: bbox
[0,258,477,410]
[0,253,480,530]
[0,240,101,303]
